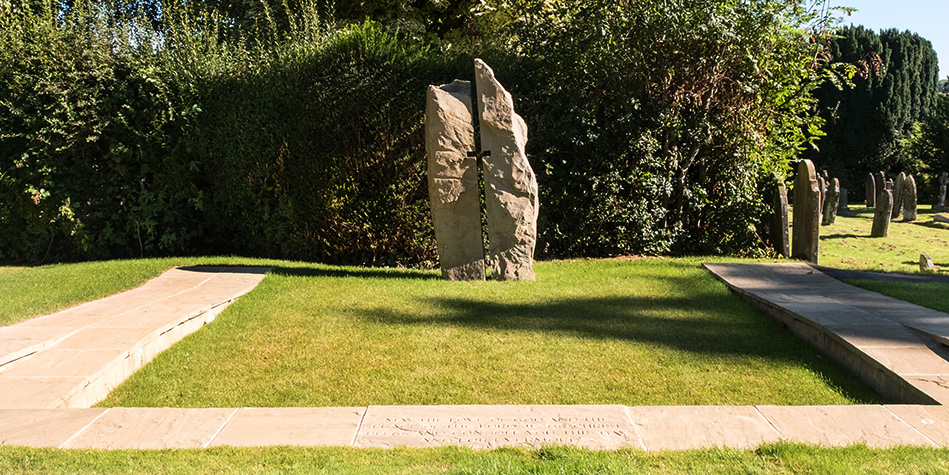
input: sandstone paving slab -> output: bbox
[0,377,87,408]
[824,323,923,348]
[354,405,641,450]
[53,327,155,350]
[904,376,949,405]
[0,409,106,447]
[858,347,949,376]
[209,407,365,447]
[886,405,949,445]
[62,408,237,449]
[0,349,124,378]
[625,406,779,451]
[757,405,935,447]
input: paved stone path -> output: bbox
[4,263,949,451]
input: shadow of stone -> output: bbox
[271,266,438,281]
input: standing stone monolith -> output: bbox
[874,172,886,201]
[426,80,485,281]
[772,180,790,258]
[838,187,849,211]
[866,173,876,207]
[822,178,840,226]
[475,59,538,281]
[871,189,893,237]
[792,159,821,264]
[892,172,906,219]
[936,172,949,212]
[903,174,918,221]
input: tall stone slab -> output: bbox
[865,173,876,207]
[874,171,886,199]
[871,189,893,237]
[838,187,849,211]
[892,172,906,219]
[475,59,538,281]
[822,178,840,226]
[903,174,918,221]
[772,180,790,257]
[792,160,820,264]
[426,80,485,281]
[936,172,949,212]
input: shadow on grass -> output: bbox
[820,233,863,240]
[270,265,438,281]
[353,293,884,402]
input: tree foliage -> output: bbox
[807,25,939,198]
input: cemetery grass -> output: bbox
[98,257,882,407]
[3,443,949,474]
[0,257,282,328]
[818,205,949,275]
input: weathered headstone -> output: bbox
[865,173,876,207]
[936,172,949,212]
[936,213,949,224]
[920,253,935,273]
[870,189,893,238]
[822,178,840,226]
[792,159,820,263]
[772,180,790,257]
[475,59,538,281]
[838,187,849,211]
[892,172,906,219]
[818,172,828,212]
[902,174,917,221]
[874,171,886,198]
[426,80,485,281]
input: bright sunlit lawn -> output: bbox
[94,257,881,407]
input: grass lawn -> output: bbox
[817,204,949,274]
[3,443,949,474]
[97,257,881,407]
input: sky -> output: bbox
[832,1,947,78]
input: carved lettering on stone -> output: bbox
[792,159,820,264]
[475,59,538,281]
[871,189,893,238]
[903,174,917,221]
[772,180,790,257]
[866,173,876,208]
[426,80,485,280]
[822,178,840,226]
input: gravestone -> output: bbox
[874,171,886,200]
[870,189,893,237]
[818,172,828,212]
[936,172,949,212]
[822,178,840,226]
[838,187,849,211]
[772,180,790,257]
[920,254,935,273]
[903,174,917,221]
[425,80,486,280]
[792,159,820,263]
[865,173,876,207]
[892,172,906,219]
[475,59,538,281]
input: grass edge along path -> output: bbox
[98,257,883,407]
[3,443,949,474]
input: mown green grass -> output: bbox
[845,279,949,315]
[3,443,949,474]
[98,257,881,407]
[0,257,283,327]
[818,205,949,274]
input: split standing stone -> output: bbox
[866,173,876,207]
[792,159,821,264]
[871,189,893,238]
[426,80,486,281]
[772,180,790,257]
[822,178,840,226]
[892,172,906,219]
[475,59,538,281]
[903,174,917,221]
